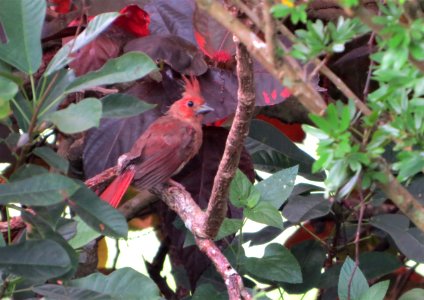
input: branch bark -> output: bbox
[204,42,256,238]
[151,182,252,300]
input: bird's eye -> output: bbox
[187,100,194,107]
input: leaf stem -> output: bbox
[29,74,37,110]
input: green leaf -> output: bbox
[33,285,113,300]
[192,284,227,300]
[215,218,243,241]
[245,243,302,284]
[10,164,48,181]
[338,256,369,300]
[45,12,120,76]
[0,234,5,247]
[38,69,76,116]
[68,217,101,249]
[0,0,45,73]
[21,211,78,279]
[229,169,253,208]
[359,280,389,300]
[0,173,79,206]
[65,52,157,93]
[44,98,102,134]
[33,146,69,173]
[0,100,10,119]
[281,241,327,294]
[244,202,283,229]
[0,76,18,103]
[399,288,424,300]
[10,93,32,131]
[0,240,71,280]
[69,185,128,239]
[370,214,424,262]
[255,166,298,208]
[69,267,160,300]
[101,94,155,118]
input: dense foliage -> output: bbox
[0,0,423,299]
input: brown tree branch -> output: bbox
[204,42,256,238]
[150,182,252,300]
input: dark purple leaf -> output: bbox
[144,0,196,44]
[69,35,121,76]
[0,124,15,165]
[83,109,161,178]
[124,35,207,75]
[193,3,235,59]
[282,194,331,223]
[370,214,424,262]
[243,226,283,246]
[253,60,292,106]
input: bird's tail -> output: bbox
[100,169,135,208]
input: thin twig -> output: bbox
[204,41,256,238]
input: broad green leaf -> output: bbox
[21,211,78,279]
[0,100,10,119]
[68,217,101,249]
[45,13,120,76]
[0,173,79,206]
[0,0,45,73]
[10,164,48,181]
[0,240,71,280]
[281,241,326,294]
[33,285,112,300]
[370,214,424,262]
[255,166,298,208]
[338,256,369,300]
[101,94,155,118]
[229,169,253,208]
[44,98,102,134]
[38,69,76,116]
[245,243,302,284]
[65,52,157,93]
[215,218,243,241]
[69,267,160,300]
[359,280,389,300]
[244,202,284,229]
[399,288,424,300]
[33,146,69,173]
[0,76,18,103]
[10,93,32,131]
[69,185,128,239]
[247,120,323,181]
[282,194,331,223]
[192,284,227,300]
[0,234,5,247]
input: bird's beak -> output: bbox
[196,103,214,115]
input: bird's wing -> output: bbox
[129,117,200,190]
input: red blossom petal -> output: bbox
[114,5,150,37]
[50,0,71,14]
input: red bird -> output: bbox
[100,77,213,208]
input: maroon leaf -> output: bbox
[144,0,196,44]
[193,3,235,61]
[124,35,207,76]
[68,35,120,76]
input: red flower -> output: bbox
[50,0,71,14]
[114,5,150,37]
